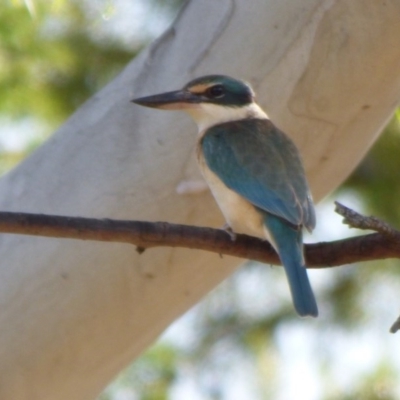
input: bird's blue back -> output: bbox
[201,118,318,317]
[201,118,315,230]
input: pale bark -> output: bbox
[0,1,399,398]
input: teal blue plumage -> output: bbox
[132,74,319,317]
[264,214,318,317]
[201,118,318,317]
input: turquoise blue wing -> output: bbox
[201,119,315,230]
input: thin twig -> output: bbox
[390,316,400,334]
[335,201,400,333]
[335,201,400,240]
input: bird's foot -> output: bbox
[176,179,208,195]
[222,224,237,241]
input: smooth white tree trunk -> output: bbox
[1,1,400,398]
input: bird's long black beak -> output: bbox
[131,90,200,110]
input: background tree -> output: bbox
[1,1,400,399]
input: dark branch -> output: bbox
[335,201,400,240]
[1,206,400,332]
[390,316,400,334]
[0,210,399,268]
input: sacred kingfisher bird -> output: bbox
[132,75,318,317]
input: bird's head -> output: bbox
[132,75,267,132]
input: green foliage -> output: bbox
[323,268,365,326]
[0,1,138,127]
[100,344,179,400]
[326,362,398,400]
[342,117,400,226]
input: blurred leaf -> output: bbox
[342,117,400,226]
[0,1,139,127]
[100,343,180,400]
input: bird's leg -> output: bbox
[221,223,237,241]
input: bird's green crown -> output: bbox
[184,75,254,107]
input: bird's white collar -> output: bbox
[185,102,268,134]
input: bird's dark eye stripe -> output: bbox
[207,85,225,98]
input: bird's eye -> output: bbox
[207,85,225,98]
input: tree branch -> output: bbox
[0,207,399,269]
[390,316,400,334]
[1,205,400,332]
[335,201,400,240]
[334,202,400,333]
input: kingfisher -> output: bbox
[132,75,318,317]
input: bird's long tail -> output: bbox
[264,214,318,317]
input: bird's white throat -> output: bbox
[186,102,268,134]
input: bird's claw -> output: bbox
[222,224,237,241]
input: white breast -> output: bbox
[197,150,265,239]
[187,101,270,240]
